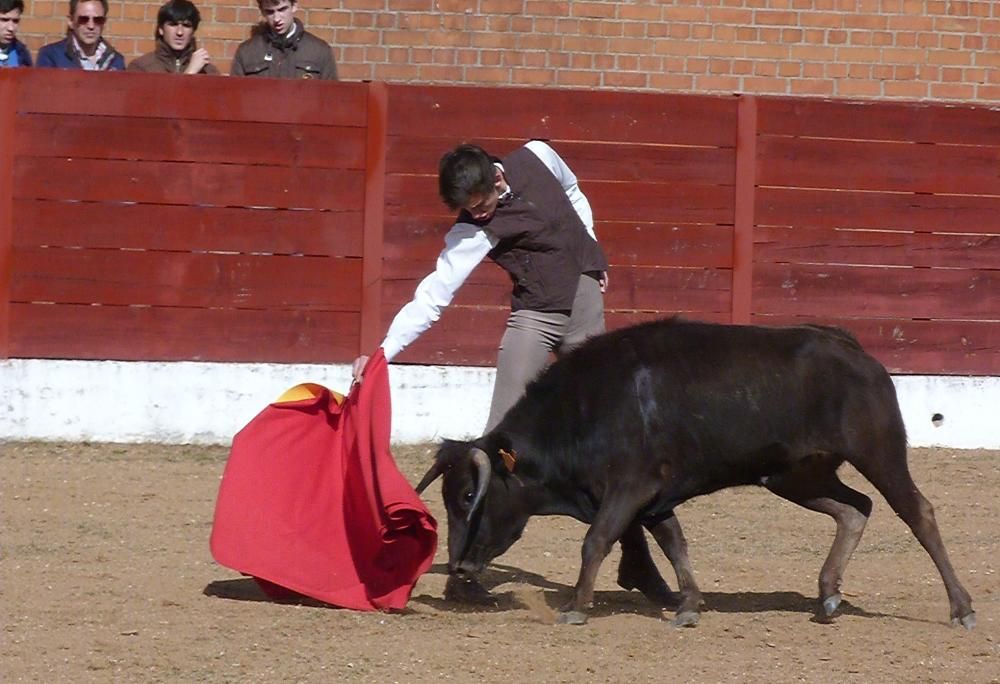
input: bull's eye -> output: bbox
[462,490,475,507]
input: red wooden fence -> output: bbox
[1,70,997,374]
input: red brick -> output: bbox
[883,81,929,98]
[557,70,602,87]
[648,72,695,91]
[512,68,558,86]
[837,79,882,97]
[929,82,976,100]
[603,70,649,88]
[790,79,835,96]
[696,74,742,92]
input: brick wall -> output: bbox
[13,1,1000,103]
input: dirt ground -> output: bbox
[2,441,997,683]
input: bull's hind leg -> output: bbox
[852,455,975,629]
[617,521,677,607]
[647,514,703,627]
[764,459,873,620]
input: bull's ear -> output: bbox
[498,448,517,472]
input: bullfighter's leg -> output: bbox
[647,514,703,627]
[616,521,677,607]
[763,459,872,620]
[850,452,976,629]
[558,491,650,625]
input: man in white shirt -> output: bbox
[354,140,609,431]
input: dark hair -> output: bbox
[0,0,25,14]
[257,0,297,8]
[69,0,109,17]
[438,144,499,210]
[155,0,200,38]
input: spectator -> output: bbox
[128,0,217,74]
[37,0,124,70]
[0,0,31,67]
[230,0,336,80]
[352,141,609,432]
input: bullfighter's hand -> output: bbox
[351,355,370,384]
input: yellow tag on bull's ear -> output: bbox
[499,448,517,473]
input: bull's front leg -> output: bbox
[557,499,639,625]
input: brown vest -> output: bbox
[468,146,607,312]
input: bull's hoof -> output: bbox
[952,612,976,630]
[822,593,842,617]
[444,573,498,606]
[555,610,588,625]
[673,610,700,628]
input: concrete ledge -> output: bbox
[1,359,997,449]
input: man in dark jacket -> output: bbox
[0,0,31,67]
[128,0,218,74]
[230,0,336,80]
[36,0,124,70]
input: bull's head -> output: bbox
[416,438,531,576]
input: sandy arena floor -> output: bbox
[2,442,997,682]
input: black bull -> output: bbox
[416,318,976,628]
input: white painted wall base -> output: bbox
[1,359,997,449]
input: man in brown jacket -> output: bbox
[128,0,218,74]
[230,0,336,80]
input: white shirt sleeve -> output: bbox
[380,222,496,362]
[524,139,597,241]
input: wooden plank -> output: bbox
[756,187,1000,234]
[750,314,1000,375]
[755,226,1000,270]
[385,135,735,185]
[15,114,367,169]
[9,302,360,363]
[386,83,739,146]
[732,94,757,325]
[13,157,365,211]
[11,248,363,311]
[591,222,733,268]
[381,260,510,310]
[0,71,16,358]
[361,81,388,355]
[757,136,1000,195]
[384,304,508,366]
[14,69,368,127]
[753,263,999,320]
[605,266,732,313]
[757,97,1000,145]
[608,310,730,328]
[381,213,733,268]
[13,199,363,256]
[384,174,734,224]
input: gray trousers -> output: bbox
[485,274,605,431]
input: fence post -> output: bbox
[360,81,388,356]
[0,71,17,359]
[731,94,757,325]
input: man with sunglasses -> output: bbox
[352,141,609,432]
[0,0,31,67]
[230,0,336,80]
[37,0,124,70]
[128,0,217,74]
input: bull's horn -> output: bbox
[467,447,492,522]
[415,459,447,494]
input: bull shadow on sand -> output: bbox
[412,563,931,625]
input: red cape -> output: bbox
[209,350,438,610]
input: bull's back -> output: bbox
[510,318,903,480]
